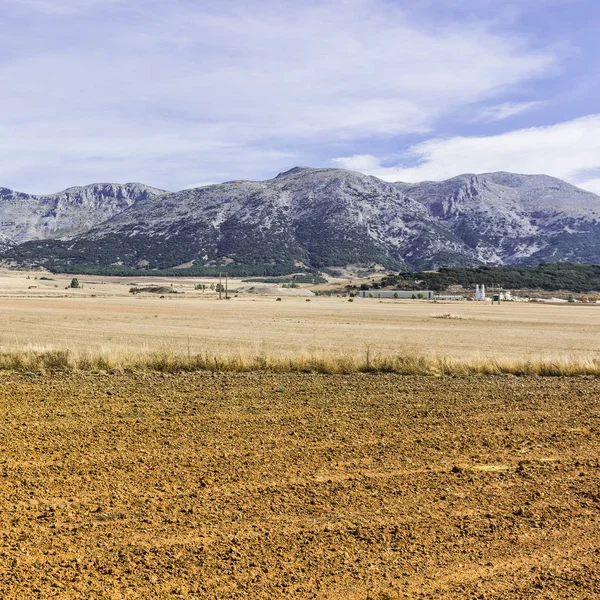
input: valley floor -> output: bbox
[0,373,599,599]
[1,293,600,363]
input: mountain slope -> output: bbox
[5,168,480,271]
[0,232,14,253]
[397,172,600,265]
[2,168,600,272]
[0,183,167,244]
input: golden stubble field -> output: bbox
[0,292,599,363]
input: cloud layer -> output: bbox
[0,0,558,192]
[333,114,600,194]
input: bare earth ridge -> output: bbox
[0,373,598,599]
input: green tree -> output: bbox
[69,278,80,289]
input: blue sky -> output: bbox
[1,0,599,194]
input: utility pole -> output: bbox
[225,272,228,300]
[219,272,222,300]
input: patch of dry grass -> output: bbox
[0,346,599,377]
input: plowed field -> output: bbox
[0,373,599,599]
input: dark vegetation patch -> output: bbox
[129,286,179,295]
[371,262,600,293]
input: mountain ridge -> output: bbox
[1,168,599,273]
[0,182,167,245]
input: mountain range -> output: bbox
[1,167,599,274]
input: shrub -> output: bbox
[69,278,80,289]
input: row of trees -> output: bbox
[349,290,425,299]
[50,263,316,278]
[194,283,225,292]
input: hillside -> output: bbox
[398,172,600,265]
[2,168,600,273]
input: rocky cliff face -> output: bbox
[0,183,167,244]
[0,232,14,253]
[2,168,600,272]
[398,172,600,265]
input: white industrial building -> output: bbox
[475,284,487,300]
[474,284,517,301]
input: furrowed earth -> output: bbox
[1,372,598,599]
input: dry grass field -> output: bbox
[1,269,599,598]
[0,372,599,599]
[1,269,599,366]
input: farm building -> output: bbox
[357,290,435,299]
[434,294,465,301]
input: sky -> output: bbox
[1,0,599,194]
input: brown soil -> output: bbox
[0,373,599,599]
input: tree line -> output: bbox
[372,263,600,293]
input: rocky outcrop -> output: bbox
[0,183,167,243]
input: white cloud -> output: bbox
[332,155,382,172]
[474,101,543,122]
[577,178,600,195]
[332,115,600,194]
[0,0,558,192]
